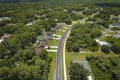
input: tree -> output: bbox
[0,44,7,58]
[112,71,120,80]
[90,29,102,38]
[13,48,34,62]
[69,62,89,80]
[66,23,100,52]
[72,43,79,52]
[66,40,72,52]
[101,45,110,53]
[39,50,48,60]
[3,38,21,55]
[8,64,41,80]
[0,29,4,37]
[64,19,72,25]
[0,67,9,80]
[111,43,120,54]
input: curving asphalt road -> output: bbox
[56,27,72,80]
[55,11,100,80]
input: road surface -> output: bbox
[55,27,72,80]
[55,11,100,80]
[100,25,112,39]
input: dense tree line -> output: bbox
[0,3,85,35]
[0,23,52,79]
[0,1,97,79]
[87,56,120,80]
[1,0,120,4]
[0,2,99,34]
[0,1,99,80]
[0,49,51,80]
[66,23,102,52]
[0,0,120,80]
[0,23,52,80]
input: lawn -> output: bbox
[48,52,56,80]
[55,30,64,35]
[47,39,59,46]
[55,26,70,35]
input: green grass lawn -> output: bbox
[48,39,59,46]
[56,31,64,35]
[55,26,70,35]
[48,52,56,80]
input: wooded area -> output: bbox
[66,23,102,52]
[87,56,120,80]
[0,0,120,80]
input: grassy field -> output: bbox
[48,52,56,80]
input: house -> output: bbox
[51,23,66,31]
[0,33,11,43]
[115,21,120,28]
[47,32,53,36]
[39,39,47,48]
[113,31,120,38]
[95,39,110,46]
[51,27,57,31]
[43,35,53,40]
[0,39,3,43]
[96,19,105,24]
[87,21,94,24]
[54,23,66,29]
[35,39,47,55]
[35,47,43,55]
[54,25,61,29]
[0,17,10,21]
[56,23,66,27]
[1,33,11,39]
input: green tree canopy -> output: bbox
[69,62,89,80]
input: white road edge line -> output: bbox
[54,69,56,80]
[63,29,71,80]
[58,64,59,79]
[62,11,99,80]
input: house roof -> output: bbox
[57,23,66,27]
[95,39,110,46]
[39,39,47,47]
[1,33,11,39]
[35,47,43,55]
[0,39,3,43]
[114,33,120,38]
[47,32,53,36]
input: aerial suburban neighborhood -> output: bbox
[0,0,120,80]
